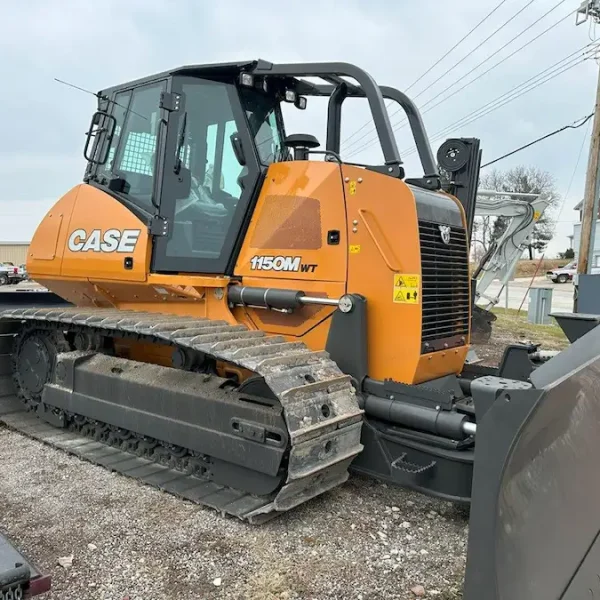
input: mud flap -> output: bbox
[464,323,600,599]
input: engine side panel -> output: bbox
[235,161,348,283]
[27,186,79,276]
[60,184,150,282]
[28,184,151,288]
[340,166,469,384]
[234,162,347,341]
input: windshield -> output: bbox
[564,261,577,270]
[239,88,288,164]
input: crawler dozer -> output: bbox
[2,60,600,598]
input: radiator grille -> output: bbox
[418,221,470,349]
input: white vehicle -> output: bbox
[0,263,27,286]
[546,261,600,283]
[546,261,577,284]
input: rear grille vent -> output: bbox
[418,221,470,351]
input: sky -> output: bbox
[0,0,598,257]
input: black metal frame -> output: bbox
[81,58,441,276]
[320,81,439,183]
[250,60,402,167]
[88,58,438,181]
[437,137,482,241]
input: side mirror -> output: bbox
[230,133,246,166]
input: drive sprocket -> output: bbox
[12,328,69,411]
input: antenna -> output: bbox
[54,78,105,99]
[54,77,147,120]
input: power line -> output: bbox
[555,116,593,225]
[434,45,597,146]
[405,0,512,95]
[398,43,598,157]
[340,0,511,147]
[400,53,592,158]
[343,0,536,149]
[344,0,574,158]
[346,0,574,158]
[405,0,571,121]
[480,113,594,168]
[406,0,538,101]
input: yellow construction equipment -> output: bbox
[1,60,599,599]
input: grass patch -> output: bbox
[470,259,569,278]
[491,306,568,346]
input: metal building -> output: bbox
[0,242,29,265]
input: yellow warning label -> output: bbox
[533,210,541,220]
[393,274,420,288]
[349,181,357,195]
[349,244,361,254]
[393,273,420,304]
[393,287,419,304]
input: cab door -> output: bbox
[152,76,261,274]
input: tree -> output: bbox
[477,166,560,258]
[558,248,575,259]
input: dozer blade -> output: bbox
[464,322,600,599]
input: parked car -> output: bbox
[547,260,600,283]
[16,264,28,281]
[546,261,577,283]
[0,263,27,286]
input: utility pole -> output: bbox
[575,1,600,310]
[577,72,600,275]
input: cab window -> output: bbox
[97,81,166,213]
[165,79,246,260]
[241,88,287,164]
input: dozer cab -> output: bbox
[2,59,600,599]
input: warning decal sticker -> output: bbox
[393,274,419,288]
[393,273,420,304]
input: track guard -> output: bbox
[464,322,600,599]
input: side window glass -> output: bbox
[165,80,247,261]
[221,120,245,196]
[99,82,166,212]
[240,88,286,164]
[204,123,218,189]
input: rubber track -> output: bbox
[0,307,364,523]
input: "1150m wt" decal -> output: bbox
[250,255,317,273]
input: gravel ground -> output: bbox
[471,318,567,367]
[0,426,468,600]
